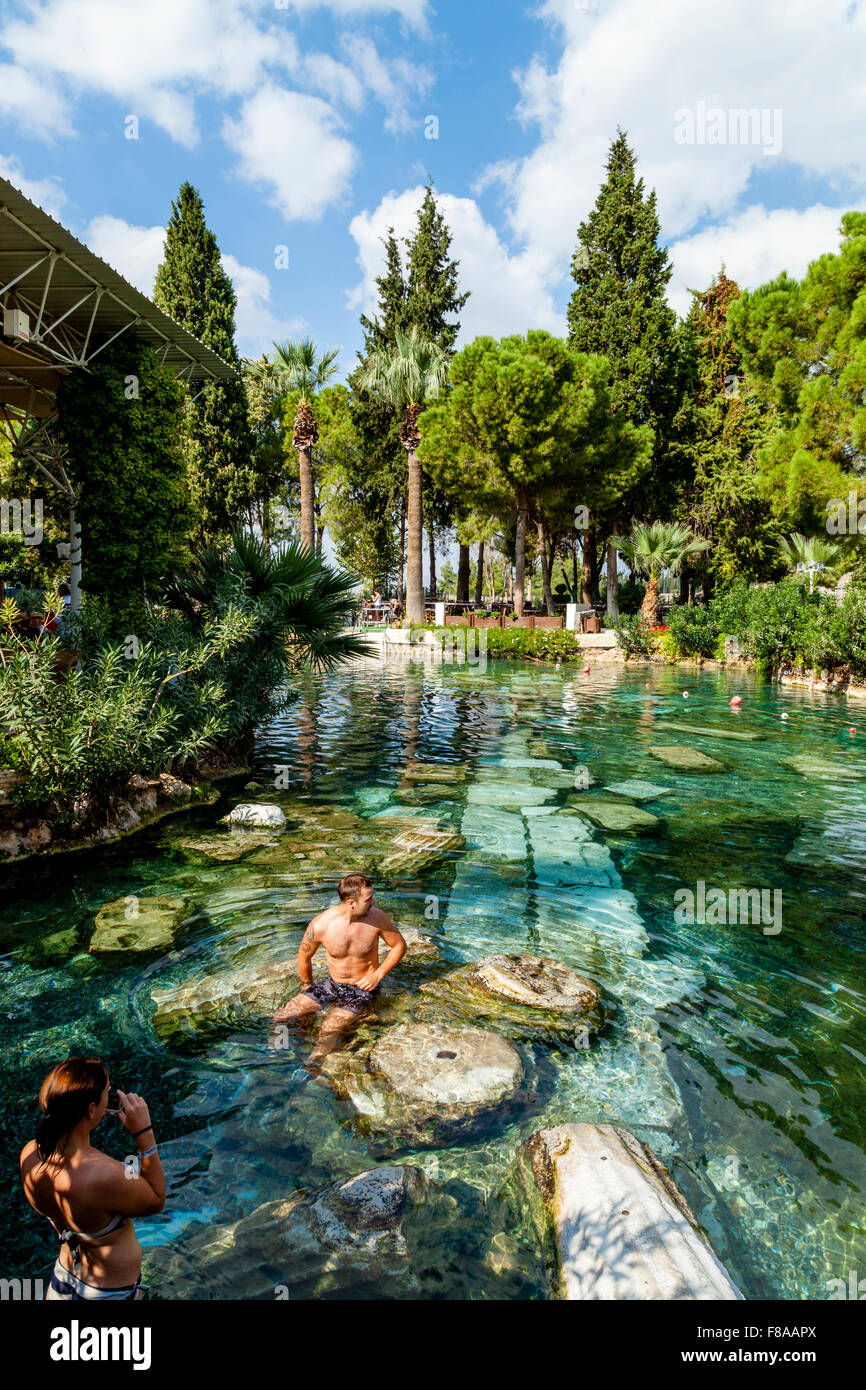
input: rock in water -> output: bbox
[171,831,276,862]
[420,954,604,1041]
[781,755,864,781]
[149,929,440,1042]
[221,802,287,828]
[146,1165,434,1299]
[604,780,673,802]
[329,1022,526,1150]
[655,720,764,742]
[402,762,467,784]
[518,1123,743,1300]
[475,955,601,1013]
[649,745,727,773]
[150,960,296,1041]
[90,896,190,954]
[566,799,664,835]
[379,823,465,874]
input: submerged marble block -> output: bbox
[519,1123,743,1301]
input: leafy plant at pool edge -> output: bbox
[0,537,369,829]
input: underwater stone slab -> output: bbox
[402,762,467,783]
[466,782,555,808]
[781,755,864,781]
[649,745,727,773]
[379,824,465,874]
[172,831,276,862]
[565,800,664,836]
[520,1124,743,1301]
[221,802,287,828]
[151,959,297,1040]
[90,895,190,954]
[655,721,764,742]
[604,780,674,802]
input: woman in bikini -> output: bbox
[19,1057,165,1300]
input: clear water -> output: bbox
[3,654,865,1299]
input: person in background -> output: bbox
[20,1057,165,1300]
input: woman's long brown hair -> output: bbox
[36,1057,107,1166]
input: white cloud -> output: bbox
[0,62,72,139]
[223,86,356,222]
[338,34,432,133]
[348,186,564,343]
[484,0,866,279]
[1,0,431,147]
[82,215,301,356]
[83,215,166,293]
[221,253,305,357]
[0,155,67,219]
[667,204,850,316]
[2,0,296,145]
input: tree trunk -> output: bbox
[514,489,528,617]
[572,535,579,601]
[580,535,593,606]
[428,527,436,599]
[537,518,555,615]
[298,447,315,551]
[589,524,601,606]
[316,525,324,555]
[405,451,424,624]
[457,543,470,602]
[606,541,620,620]
[701,571,714,603]
[397,497,406,606]
[641,572,660,628]
[474,540,485,605]
[679,571,689,604]
[69,501,82,612]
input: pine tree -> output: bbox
[154,183,255,542]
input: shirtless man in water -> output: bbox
[272,874,406,1070]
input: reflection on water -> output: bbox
[2,656,865,1299]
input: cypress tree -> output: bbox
[567,132,677,443]
[673,273,780,592]
[349,191,469,598]
[567,131,678,608]
[153,182,255,542]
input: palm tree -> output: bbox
[777,532,846,592]
[610,520,710,628]
[246,340,339,551]
[358,327,450,624]
[164,531,370,677]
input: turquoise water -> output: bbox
[2,654,865,1298]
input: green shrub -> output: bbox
[0,536,365,825]
[613,614,652,657]
[665,603,720,659]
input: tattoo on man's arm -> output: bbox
[299,925,316,957]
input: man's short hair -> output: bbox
[338,873,372,902]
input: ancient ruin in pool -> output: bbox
[3,658,865,1298]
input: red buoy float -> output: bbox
[730,696,742,707]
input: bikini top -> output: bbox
[56,1213,128,1269]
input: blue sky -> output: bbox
[2,0,866,382]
